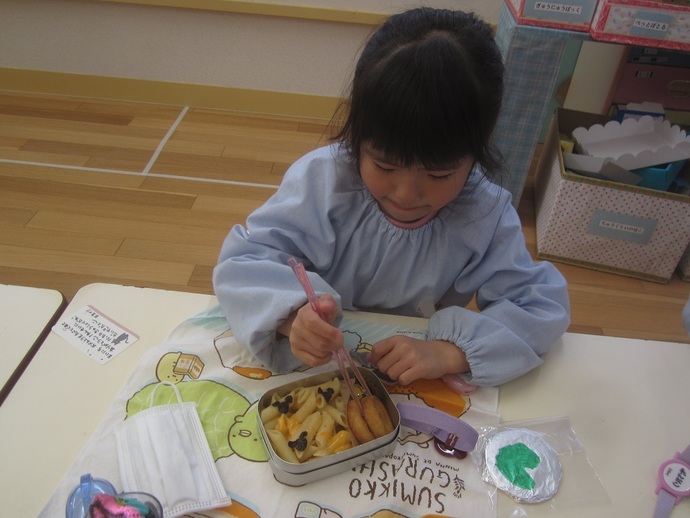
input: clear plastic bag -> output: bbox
[471,415,611,516]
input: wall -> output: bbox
[564,40,627,114]
[0,0,502,115]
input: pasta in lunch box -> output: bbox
[260,377,360,463]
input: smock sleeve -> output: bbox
[427,200,570,386]
[212,151,344,373]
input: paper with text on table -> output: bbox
[52,305,139,364]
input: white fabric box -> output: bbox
[535,109,690,283]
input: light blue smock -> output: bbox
[213,144,570,386]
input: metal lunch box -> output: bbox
[257,367,400,486]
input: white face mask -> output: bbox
[115,381,231,518]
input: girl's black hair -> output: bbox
[333,8,505,181]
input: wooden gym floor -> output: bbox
[0,91,688,344]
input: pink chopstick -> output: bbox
[287,257,372,413]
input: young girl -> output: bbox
[213,7,570,387]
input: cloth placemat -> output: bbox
[40,306,500,518]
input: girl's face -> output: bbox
[359,142,473,226]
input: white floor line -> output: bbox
[0,158,279,190]
[142,105,189,175]
[0,159,135,176]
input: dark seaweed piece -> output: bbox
[288,431,308,451]
[318,386,335,402]
[271,394,293,414]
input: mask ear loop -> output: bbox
[147,380,184,408]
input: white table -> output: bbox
[0,284,65,404]
[1,283,688,517]
[498,333,690,517]
[0,284,217,518]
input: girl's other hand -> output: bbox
[369,336,469,386]
[283,295,343,366]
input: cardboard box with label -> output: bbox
[590,0,690,52]
[534,108,690,282]
[506,0,601,31]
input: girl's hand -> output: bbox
[369,336,469,386]
[280,295,343,366]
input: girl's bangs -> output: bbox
[362,93,475,170]
[358,39,478,169]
